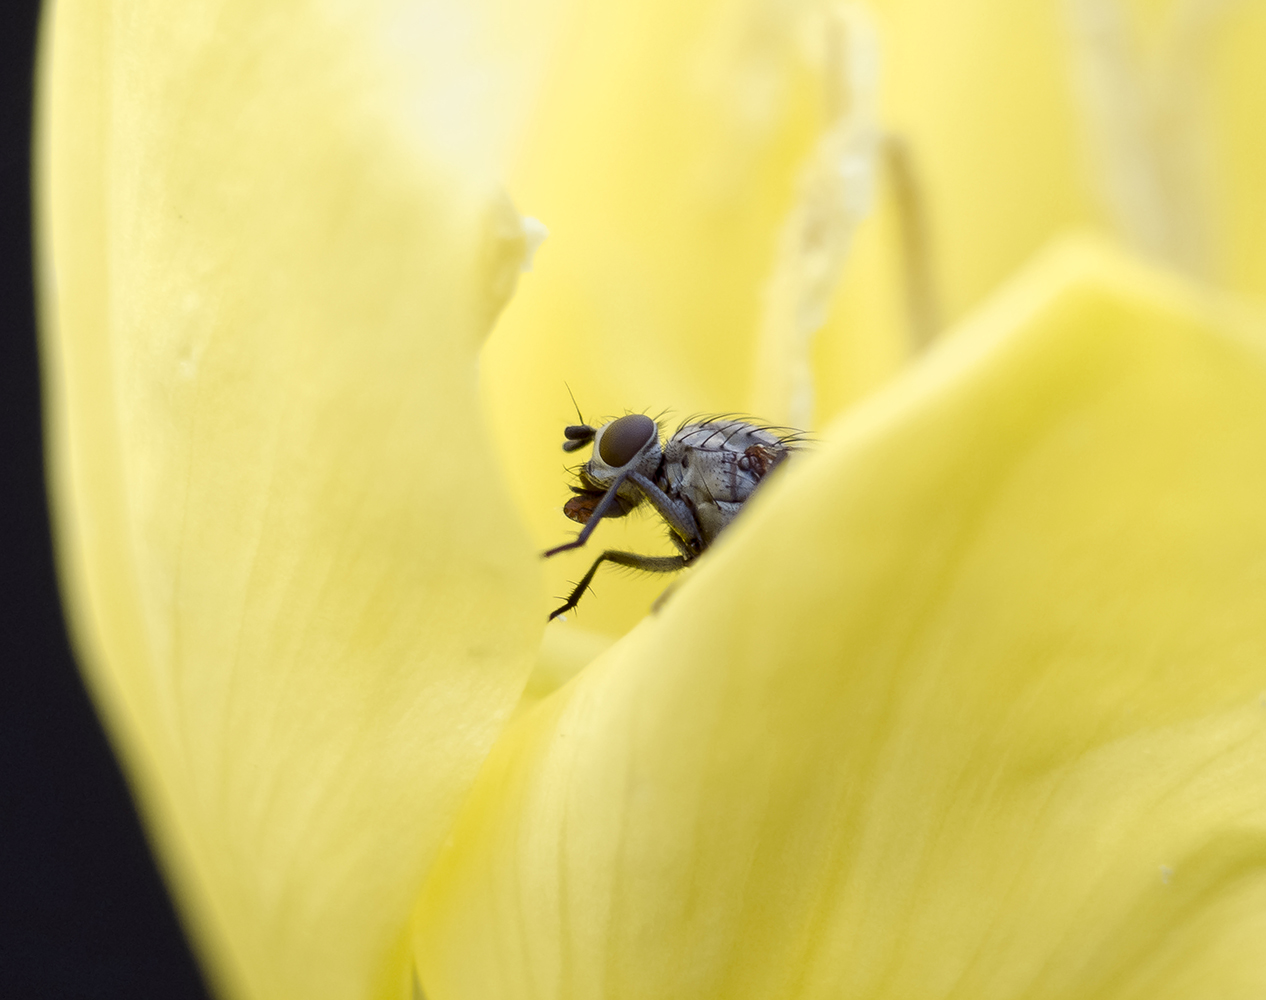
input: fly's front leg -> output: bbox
[627,471,703,553]
[549,551,688,621]
[543,471,631,558]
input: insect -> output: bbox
[544,411,804,620]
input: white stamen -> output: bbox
[752,2,881,430]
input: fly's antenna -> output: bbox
[562,383,596,452]
[565,383,585,425]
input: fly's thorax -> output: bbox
[663,421,788,502]
[672,420,788,457]
[662,419,793,545]
[579,413,663,498]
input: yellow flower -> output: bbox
[36,3,1266,1000]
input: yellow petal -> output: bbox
[837,1,1266,331]
[863,0,1098,322]
[36,4,540,999]
[482,0,902,634]
[1202,2,1266,298]
[415,238,1266,999]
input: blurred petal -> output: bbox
[481,0,898,633]
[836,1,1266,336]
[1200,1,1266,298]
[415,239,1266,999]
[862,0,1098,323]
[1054,0,1266,300]
[36,3,540,999]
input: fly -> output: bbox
[544,411,804,620]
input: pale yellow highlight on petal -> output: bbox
[36,4,540,1000]
[1063,0,1219,278]
[1065,0,1266,303]
[415,238,1266,999]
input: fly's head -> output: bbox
[560,413,663,524]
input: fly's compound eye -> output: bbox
[598,413,656,467]
[562,423,596,452]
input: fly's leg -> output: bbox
[627,471,704,553]
[549,551,688,621]
[544,469,705,559]
[543,472,631,558]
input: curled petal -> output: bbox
[415,239,1266,1000]
[37,3,540,998]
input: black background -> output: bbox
[2,6,213,998]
